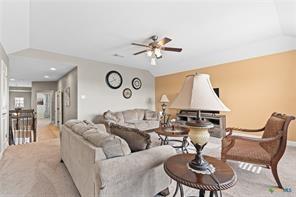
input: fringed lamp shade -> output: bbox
[160,94,170,103]
[170,73,230,112]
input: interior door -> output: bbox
[55,90,63,128]
[0,60,9,152]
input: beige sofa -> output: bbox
[61,120,176,197]
[94,109,160,132]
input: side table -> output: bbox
[164,154,237,197]
[155,126,190,153]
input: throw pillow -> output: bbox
[109,123,151,152]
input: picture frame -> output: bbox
[64,87,71,107]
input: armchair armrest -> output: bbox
[228,133,282,143]
[225,127,265,136]
[95,145,176,189]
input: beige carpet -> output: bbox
[0,131,295,197]
[37,119,59,141]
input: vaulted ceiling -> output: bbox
[1,0,295,76]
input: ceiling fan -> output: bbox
[132,35,182,65]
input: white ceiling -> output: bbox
[1,0,296,77]
[9,55,75,85]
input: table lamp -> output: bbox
[160,94,170,116]
[170,73,230,173]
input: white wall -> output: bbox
[31,81,57,122]
[58,67,78,122]
[78,62,155,121]
[9,49,155,121]
[9,87,32,109]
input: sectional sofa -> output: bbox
[60,120,175,197]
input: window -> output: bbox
[15,97,24,108]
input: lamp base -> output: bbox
[186,117,215,174]
[189,157,210,171]
[188,142,216,174]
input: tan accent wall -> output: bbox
[155,50,296,141]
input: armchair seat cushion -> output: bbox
[223,138,271,164]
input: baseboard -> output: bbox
[234,132,296,147]
[287,140,296,147]
[0,150,3,160]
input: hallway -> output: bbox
[37,119,59,141]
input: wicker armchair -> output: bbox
[221,112,295,188]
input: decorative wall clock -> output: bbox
[123,88,132,99]
[132,77,142,90]
[105,70,123,89]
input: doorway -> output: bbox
[36,91,54,123]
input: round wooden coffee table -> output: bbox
[164,154,237,197]
[155,126,190,153]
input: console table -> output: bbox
[176,110,226,138]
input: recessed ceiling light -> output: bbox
[10,78,15,81]
[50,67,56,71]
[113,53,124,58]
[44,75,50,79]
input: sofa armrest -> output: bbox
[95,145,176,188]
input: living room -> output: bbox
[0,0,295,197]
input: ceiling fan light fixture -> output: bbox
[151,58,156,66]
[154,48,162,58]
[147,50,153,57]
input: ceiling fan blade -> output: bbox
[131,43,149,47]
[133,50,148,55]
[161,47,182,52]
[157,37,172,46]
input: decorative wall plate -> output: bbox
[132,77,142,90]
[123,88,132,99]
[105,70,123,89]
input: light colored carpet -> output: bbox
[37,119,59,141]
[0,131,295,197]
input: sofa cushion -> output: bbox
[71,122,96,135]
[65,119,82,128]
[82,129,109,144]
[101,135,131,158]
[144,110,159,120]
[125,120,159,131]
[104,110,119,122]
[94,124,107,133]
[110,123,151,152]
[83,131,131,158]
[135,109,145,120]
[114,112,124,124]
[123,110,138,122]
[120,122,137,128]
